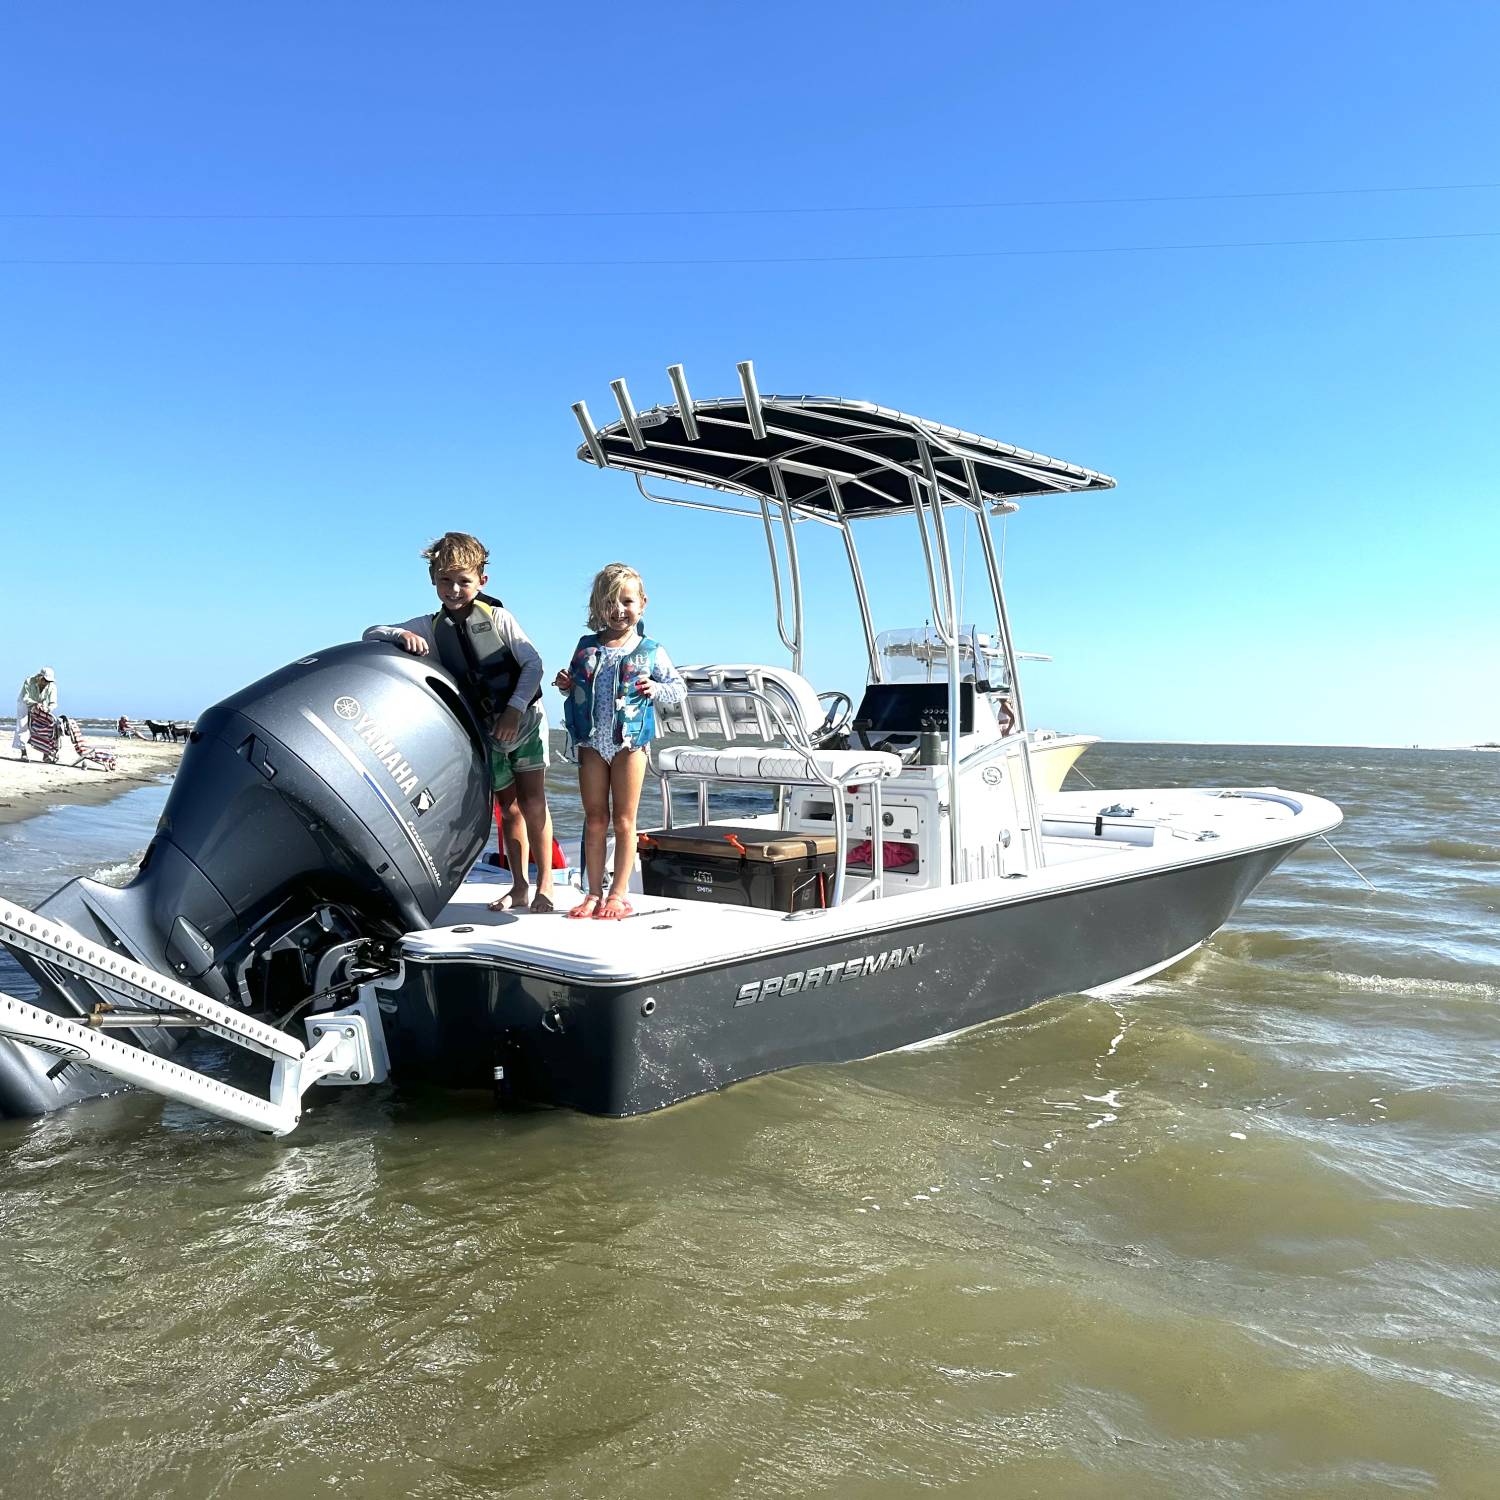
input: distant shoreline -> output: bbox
[1106,740,1500,751]
[0,734,1492,834]
[0,741,183,828]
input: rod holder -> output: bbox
[737,360,767,441]
[572,400,609,468]
[609,378,647,452]
[666,363,700,441]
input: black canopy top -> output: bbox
[577,393,1116,520]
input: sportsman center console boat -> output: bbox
[0,363,1342,1134]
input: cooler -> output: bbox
[638,825,837,912]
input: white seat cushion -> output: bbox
[654,744,900,786]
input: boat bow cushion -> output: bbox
[653,745,900,786]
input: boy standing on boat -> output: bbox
[363,532,558,914]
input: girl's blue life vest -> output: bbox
[562,632,667,751]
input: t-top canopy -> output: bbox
[574,365,1116,521]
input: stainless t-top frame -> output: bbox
[573,362,1116,886]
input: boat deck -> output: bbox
[400,787,1340,985]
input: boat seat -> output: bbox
[658,664,830,745]
[653,665,895,904]
[654,744,900,787]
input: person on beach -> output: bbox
[363,532,557,914]
[12,667,57,761]
[555,563,685,921]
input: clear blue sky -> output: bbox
[2,2,1496,745]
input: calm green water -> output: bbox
[1,746,1497,1498]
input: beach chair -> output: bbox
[27,705,60,764]
[61,715,117,772]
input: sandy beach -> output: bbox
[0,736,183,826]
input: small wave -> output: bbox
[1420,836,1500,863]
[89,859,143,888]
[1375,1084,1500,1133]
[1212,929,1321,962]
[1138,944,1500,1008]
[1320,969,1500,1003]
[1200,927,1500,995]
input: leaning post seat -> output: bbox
[656,664,827,744]
[652,664,901,905]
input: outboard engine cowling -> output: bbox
[1,641,493,1117]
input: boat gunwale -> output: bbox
[398,797,1342,989]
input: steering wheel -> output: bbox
[814,691,853,744]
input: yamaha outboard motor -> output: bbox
[0,641,493,1117]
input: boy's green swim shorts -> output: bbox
[487,717,549,793]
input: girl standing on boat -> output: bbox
[556,563,685,920]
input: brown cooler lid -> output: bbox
[639,824,837,861]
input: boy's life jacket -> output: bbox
[431,594,542,729]
[563,632,666,751]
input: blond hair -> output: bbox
[422,531,488,580]
[587,562,647,631]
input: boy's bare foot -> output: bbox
[566,895,601,919]
[529,891,555,914]
[487,884,529,913]
[595,895,634,921]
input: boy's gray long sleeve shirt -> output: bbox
[362,606,545,715]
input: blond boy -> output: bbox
[363,532,556,913]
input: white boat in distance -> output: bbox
[0,362,1340,1133]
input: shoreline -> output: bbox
[0,733,1489,832]
[0,742,183,828]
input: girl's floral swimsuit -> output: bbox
[585,639,685,763]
